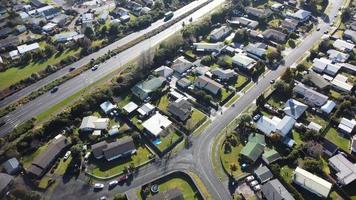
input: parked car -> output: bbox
[253,185,261,191]
[245,175,255,182]
[91,65,99,71]
[253,114,261,121]
[249,180,258,187]
[94,183,104,189]
[269,80,275,84]
[64,151,71,160]
[108,180,118,188]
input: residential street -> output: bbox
[0,0,226,136]
[48,0,344,199]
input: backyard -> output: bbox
[154,129,182,152]
[324,127,350,151]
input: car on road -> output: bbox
[94,183,104,190]
[324,30,329,34]
[249,180,258,187]
[270,80,275,84]
[91,65,99,71]
[253,185,261,191]
[245,175,255,182]
[118,175,128,183]
[99,196,107,200]
[316,27,320,31]
[64,151,71,160]
[50,86,59,93]
[108,180,118,188]
[69,67,76,72]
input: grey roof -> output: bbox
[2,158,20,174]
[168,99,192,121]
[211,68,237,80]
[303,71,330,89]
[245,7,272,18]
[92,138,136,161]
[262,179,295,200]
[171,57,193,74]
[194,76,223,95]
[177,78,192,88]
[283,99,308,119]
[255,166,273,183]
[0,173,13,194]
[154,66,174,78]
[244,43,267,57]
[327,49,349,63]
[209,25,232,41]
[281,18,299,31]
[276,116,295,137]
[293,83,328,107]
[262,29,287,43]
[329,153,356,185]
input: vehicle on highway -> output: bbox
[118,174,129,183]
[108,180,118,188]
[94,183,104,189]
[270,80,275,84]
[245,175,255,182]
[91,65,99,71]
[249,180,258,187]
[253,185,261,191]
[50,86,59,93]
[69,67,76,72]
[164,11,174,20]
[64,151,71,160]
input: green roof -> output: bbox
[262,149,281,164]
[240,142,264,162]
[248,133,266,146]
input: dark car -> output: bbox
[69,67,76,72]
[118,175,128,183]
[51,86,59,93]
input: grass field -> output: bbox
[0,49,80,90]
[54,157,72,176]
[219,135,245,178]
[234,75,249,89]
[155,129,181,152]
[90,145,151,178]
[325,127,350,151]
[186,109,207,131]
[156,94,170,112]
[225,94,240,107]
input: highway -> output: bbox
[0,0,226,136]
[48,0,344,199]
[0,0,220,108]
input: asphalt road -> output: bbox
[0,0,220,108]
[48,0,344,199]
[0,0,226,136]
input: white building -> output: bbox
[142,112,172,137]
[331,74,353,93]
[338,117,356,135]
[123,102,139,114]
[333,39,355,52]
[17,43,40,54]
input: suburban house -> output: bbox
[91,137,136,161]
[79,116,109,132]
[271,3,284,11]
[81,13,94,33]
[254,166,273,183]
[123,102,139,115]
[108,125,120,136]
[312,57,341,76]
[193,42,225,52]
[232,53,257,70]
[293,167,332,198]
[211,68,237,81]
[17,42,40,55]
[131,77,166,100]
[28,134,70,178]
[344,29,356,43]
[154,66,174,79]
[329,153,356,186]
[176,78,192,89]
[262,179,295,200]
[227,17,259,29]
[244,43,267,59]
[262,149,281,165]
[262,29,287,44]
[308,121,323,132]
[283,99,308,120]
[303,70,330,90]
[281,18,299,32]
[209,25,232,42]
[54,32,84,43]
[293,83,329,107]
[167,99,192,122]
[333,39,355,52]
[240,133,265,162]
[171,56,193,75]
[275,115,296,137]
[147,188,183,200]
[351,135,356,153]
[338,117,356,135]
[0,173,13,197]
[256,115,295,137]
[2,158,20,175]
[194,75,223,95]
[245,7,272,19]
[289,9,311,22]
[331,74,354,93]
[327,49,349,63]
[100,101,117,115]
[142,112,172,137]
[194,66,211,76]
[137,103,155,118]
[321,138,338,157]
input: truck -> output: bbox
[164,11,174,20]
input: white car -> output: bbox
[99,196,107,200]
[91,65,99,71]
[249,180,258,187]
[64,151,71,160]
[108,180,118,188]
[245,175,255,182]
[253,185,261,191]
[94,183,104,189]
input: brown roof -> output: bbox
[147,188,184,200]
[28,135,70,177]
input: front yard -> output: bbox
[219,134,245,178]
[185,108,208,132]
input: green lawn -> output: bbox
[324,127,350,151]
[305,112,328,129]
[292,130,303,147]
[156,94,170,112]
[280,165,294,183]
[155,129,181,152]
[54,157,72,176]
[234,75,249,89]
[0,49,80,90]
[267,91,288,108]
[225,94,240,107]
[241,82,254,93]
[217,88,232,102]
[131,115,144,131]
[330,89,342,100]
[220,135,245,178]
[90,145,152,178]
[185,108,207,132]
[192,119,211,136]
[117,93,133,108]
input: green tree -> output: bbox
[84,27,94,39]
[232,29,248,44]
[296,63,307,72]
[44,45,56,58]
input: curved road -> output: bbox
[0,0,226,136]
[49,0,344,199]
